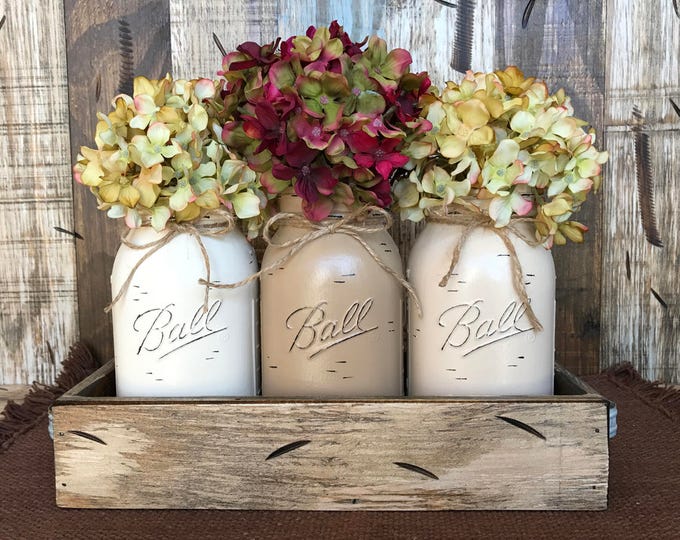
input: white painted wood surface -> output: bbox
[0,0,78,384]
[602,0,680,383]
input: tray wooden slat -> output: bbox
[52,361,609,510]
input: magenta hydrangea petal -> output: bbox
[375,160,394,179]
[293,176,319,203]
[312,168,339,195]
[354,153,375,168]
[302,196,334,221]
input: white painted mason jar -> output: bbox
[408,221,555,396]
[260,193,403,397]
[110,219,258,397]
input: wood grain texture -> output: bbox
[0,0,79,384]
[483,0,606,375]
[601,131,680,383]
[53,366,609,510]
[64,0,172,365]
[170,0,278,79]
[602,0,680,383]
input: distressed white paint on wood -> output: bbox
[0,0,78,384]
[601,131,680,383]
[384,0,459,86]
[606,0,680,125]
[276,0,386,51]
[53,363,609,510]
[603,0,680,383]
[170,0,279,79]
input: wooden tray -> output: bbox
[52,361,610,510]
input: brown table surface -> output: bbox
[1,356,679,539]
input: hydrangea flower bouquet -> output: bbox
[215,21,432,221]
[395,67,608,247]
[73,74,267,235]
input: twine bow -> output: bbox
[106,210,236,314]
[429,207,544,332]
[201,205,423,317]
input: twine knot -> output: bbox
[429,206,544,332]
[203,205,423,317]
[106,210,236,314]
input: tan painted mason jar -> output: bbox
[408,219,555,396]
[260,193,404,397]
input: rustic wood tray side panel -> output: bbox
[53,401,608,510]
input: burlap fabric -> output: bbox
[1,349,678,539]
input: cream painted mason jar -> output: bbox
[260,194,404,397]
[110,218,258,397]
[408,221,555,396]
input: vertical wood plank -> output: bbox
[383,0,476,280]
[0,0,78,383]
[170,0,279,79]
[486,0,606,375]
[276,0,386,42]
[65,0,172,365]
[603,0,680,383]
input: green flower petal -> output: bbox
[456,99,490,128]
[436,134,466,160]
[356,91,386,116]
[81,160,105,186]
[119,185,141,208]
[188,104,208,131]
[98,182,121,203]
[490,139,520,166]
[232,190,261,218]
[147,122,170,146]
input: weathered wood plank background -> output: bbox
[1,0,678,384]
[0,0,78,384]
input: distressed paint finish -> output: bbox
[64,0,172,366]
[484,0,606,375]
[2,0,680,383]
[602,0,680,383]
[170,0,279,79]
[53,364,609,510]
[0,0,78,383]
[602,130,680,383]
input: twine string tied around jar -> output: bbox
[428,207,544,332]
[105,210,236,314]
[201,205,423,317]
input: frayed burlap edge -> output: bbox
[0,342,97,453]
[607,363,680,422]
